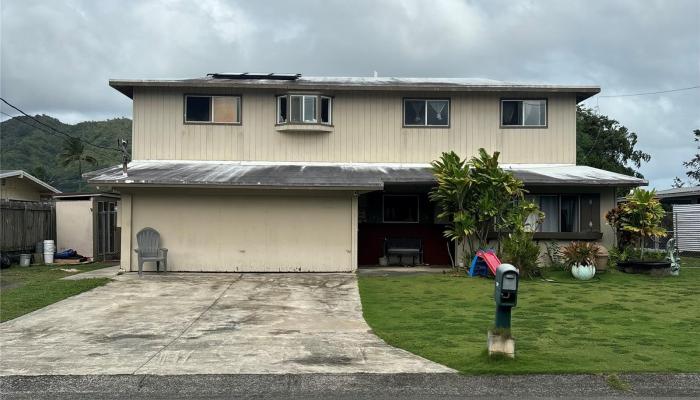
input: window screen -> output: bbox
[303,96,317,122]
[523,100,546,126]
[185,96,211,122]
[290,95,303,122]
[212,96,239,123]
[383,195,419,223]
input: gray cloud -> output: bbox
[1,0,698,188]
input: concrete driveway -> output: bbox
[0,273,452,376]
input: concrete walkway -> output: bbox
[0,273,452,376]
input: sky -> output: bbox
[1,0,699,189]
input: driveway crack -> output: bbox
[131,274,243,375]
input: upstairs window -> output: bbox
[277,94,332,125]
[185,95,241,124]
[501,99,546,127]
[404,99,450,127]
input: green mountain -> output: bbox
[0,115,132,192]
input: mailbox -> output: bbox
[494,264,519,307]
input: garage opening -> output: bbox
[357,184,452,267]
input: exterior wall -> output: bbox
[132,87,577,164]
[56,200,94,258]
[0,177,43,201]
[454,187,617,266]
[120,188,357,272]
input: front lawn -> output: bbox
[359,260,700,374]
[0,263,112,322]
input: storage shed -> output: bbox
[54,193,120,261]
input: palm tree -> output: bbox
[59,137,97,191]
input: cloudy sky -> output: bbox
[1,0,698,188]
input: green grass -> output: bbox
[359,257,700,374]
[0,263,112,322]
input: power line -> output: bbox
[0,97,120,152]
[1,110,68,141]
[599,85,700,98]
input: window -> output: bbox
[277,96,287,123]
[383,195,419,223]
[278,94,332,125]
[404,99,449,127]
[501,99,546,127]
[320,96,332,124]
[560,196,579,232]
[185,95,240,124]
[528,195,580,232]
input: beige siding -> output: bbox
[56,200,94,258]
[121,188,356,272]
[0,177,44,201]
[132,88,576,164]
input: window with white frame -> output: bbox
[383,195,419,223]
[404,99,449,127]
[185,95,241,124]
[501,99,547,127]
[277,94,332,125]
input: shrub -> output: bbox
[561,241,600,267]
[619,188,666,260]
[430,149,539,265]
[501,231,541,278]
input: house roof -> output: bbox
[109,74,601,103]
[655,186,700,199]
[85,161,646,190]
[0,170,61,193]
[53,192,120,200]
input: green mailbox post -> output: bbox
[494,264,519,329]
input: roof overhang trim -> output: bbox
[86,161,646,190]
[109,78,600,103]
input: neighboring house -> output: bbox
[0,170,60,201]
[54,193,120,261]
[656,186,700,205]
[0,170,59,254]
[86,73,646,272]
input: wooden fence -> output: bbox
[0,200,56,252]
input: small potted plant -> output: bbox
[561,241,600,280]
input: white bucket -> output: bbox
[43,240,55,252]
[19,254,31,267]
[43,252,54,264]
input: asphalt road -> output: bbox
[2,373,699,399]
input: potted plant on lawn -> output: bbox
[561,241,600,280]
[614,188,671,275]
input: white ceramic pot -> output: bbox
[571,263,596,280]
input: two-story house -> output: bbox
[87,73,645,272]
